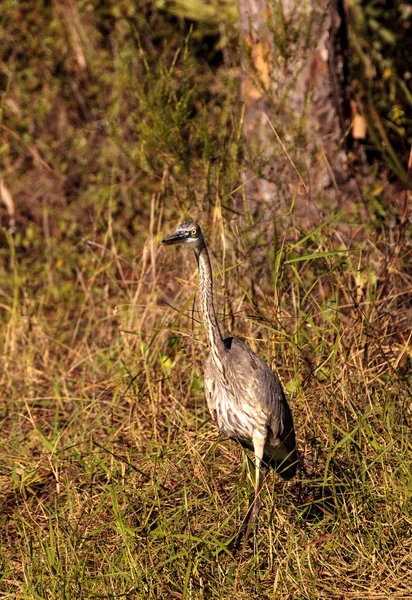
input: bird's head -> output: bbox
[161,221,204,251]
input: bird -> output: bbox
[162,221,297,544]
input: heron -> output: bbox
[162,221,297,545]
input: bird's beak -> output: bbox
[161,231,188,245]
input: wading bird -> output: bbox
[162,222,297,544]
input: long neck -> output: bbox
[195,244,226,364]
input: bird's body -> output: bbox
[204,336,296,479]
[162,221,297,542]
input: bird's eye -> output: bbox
[191,229,197,236]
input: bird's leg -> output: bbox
[239,431,266,552]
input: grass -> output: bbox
[1,2,412,599]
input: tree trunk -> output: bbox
[238,0,361,219]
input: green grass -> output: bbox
[1,2,411,599]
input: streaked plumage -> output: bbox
[204,337,296,479]
[162,221,297,541]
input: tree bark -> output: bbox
[238,0,360,219]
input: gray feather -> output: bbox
[205,337,297,479]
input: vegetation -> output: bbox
[0,1,411,598]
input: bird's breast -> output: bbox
[213,383,267,444]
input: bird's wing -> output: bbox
[225,338,296,452]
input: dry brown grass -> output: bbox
[1,204,411,598]
[1,2,411,599]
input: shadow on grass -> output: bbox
[294,457,364,525]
